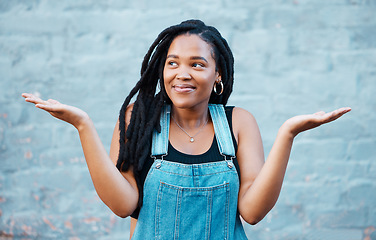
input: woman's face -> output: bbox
[163,34,220,109]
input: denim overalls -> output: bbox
[131,104,248,240]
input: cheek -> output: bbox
[163,72,170,91]
[204,73,217,88]
[163,67,174,83]
[162,67,169,85]
[162,69,172,96]
[207,81,216,93]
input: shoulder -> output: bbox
[232,107,256,120]
[223,106,256,128]
[114,103,135,131]
[224,106,256,120]
[110,103,134,164]
[227,107,259,144]
[125,103,134,127]
[232,107,258,130]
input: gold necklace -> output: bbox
[171,115,209,143]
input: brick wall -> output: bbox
[0,0,375,239]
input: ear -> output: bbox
[215,71,221,83]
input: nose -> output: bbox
[176,67,192,80]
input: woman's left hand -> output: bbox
[283,107,351,137]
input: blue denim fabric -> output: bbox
[131,104,248,240]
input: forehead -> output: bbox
[167,34,214,59]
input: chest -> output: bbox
[169,121,215,155]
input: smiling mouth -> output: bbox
[173,84,196,93]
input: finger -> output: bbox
[314,111,325,116]
[21,93,32,98]
[330,107,351,118]
[322,107,351,123]
[22,93,38,102]
[26,98,46,105]
[24,94,47,105]
[35,104,60,112]
[338,107,352,113]
[47,99,60,104]
[22,93,40,100]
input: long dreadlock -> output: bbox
[116,19,235,207]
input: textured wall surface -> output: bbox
[1,0,375,239]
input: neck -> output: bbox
[171,104,210,129]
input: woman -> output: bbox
[22,20,351,239]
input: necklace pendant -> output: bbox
[190,138,194,143]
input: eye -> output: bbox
[167,61,178,67]
[192,62,205,68]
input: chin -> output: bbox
[171,99,209,111]
[170,100,193,109]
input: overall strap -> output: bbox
[151,104,171,157]
[151,104,235,158]
[209,104,236,158]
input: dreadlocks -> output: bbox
[116,19,235,204]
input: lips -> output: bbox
[173,84,196,93]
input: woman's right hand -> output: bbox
[22,93,90,130]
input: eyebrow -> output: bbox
[166,54,208,63]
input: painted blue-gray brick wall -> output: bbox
[1,0,375,239]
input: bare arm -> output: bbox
[234,107,351,225]
[22,93,138,218]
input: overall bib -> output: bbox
[131,104,248,240]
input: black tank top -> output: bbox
[131,106,239,219]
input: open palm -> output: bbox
[22,93,89,129]
[285,107,351,137]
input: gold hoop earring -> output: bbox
[213,81,224,95]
